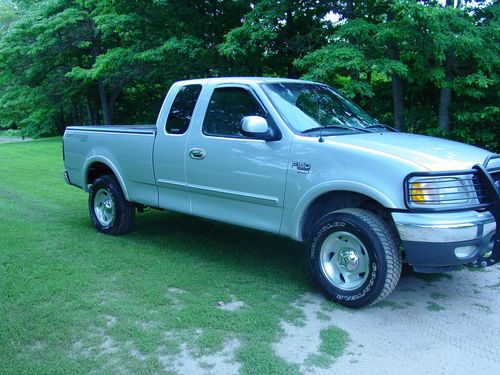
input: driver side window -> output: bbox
[203,87,266,137]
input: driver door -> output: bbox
[185,85,291,234]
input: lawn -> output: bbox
[0,138,348,374]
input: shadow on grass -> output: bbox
[126,209,310,288]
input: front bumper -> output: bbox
[63,171,76,186]
[63,170,71,185]
[392,211,496,271]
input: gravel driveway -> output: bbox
[0,136,33,143]
[275,265,500,374]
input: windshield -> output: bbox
[261,82,381,134]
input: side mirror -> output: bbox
[241,116,273,141]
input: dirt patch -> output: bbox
[217,295,246,311]
[158,336,241,375]
[0,136,32,143]
[104,315,117,326]
[70,267,499,374]
[275,265,500,374]
[70,319,242,375]
[166,287,186,310]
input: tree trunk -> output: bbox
[391,74,405,130]
[98,79,112,125]
[77,103,83,125]
[56,105,66,135]
[108,88,120,126]
[438,0,455,135]
[387,10,405,130]
[71,104,78,125]
[438,87,452,133]
[86,95,98,125]
[345,1,360,98]
[255,62,263,77]
[91,37,113,125]
[285,8,297,78]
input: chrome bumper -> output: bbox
[392,211,496,243]
[63,170,71,185]
[392,211,496,268]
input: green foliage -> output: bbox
[0,1,17,30]
[0,0,497,151]
[293,0,499,151]
[219,0,333,77]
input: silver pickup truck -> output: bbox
[63,77,500,307]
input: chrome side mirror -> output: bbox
[241,115,278,141]
[241,116,269,134]
[241,115,282,141]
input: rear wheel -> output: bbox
[89,175,135,235]
[307,208,402,308]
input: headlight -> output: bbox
[408,176,472,207]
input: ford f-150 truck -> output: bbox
[63,77,500,307]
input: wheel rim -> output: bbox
[93,188,116,227]
[319,231,370,291]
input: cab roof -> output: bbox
[173,76,317,86]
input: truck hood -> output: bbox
[330,132,492,171]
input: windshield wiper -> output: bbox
[364,123,398,132]
[301,125,367,134]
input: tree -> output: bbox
[294,0,498,150]
[294,0,409,126]
[220,0,333,77]
[0,0,497,152]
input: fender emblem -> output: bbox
[291,162,311,174]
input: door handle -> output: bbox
[189,148,206,160]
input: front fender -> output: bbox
[285,181,397,242]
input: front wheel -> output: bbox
[307,208,402,308]
[89,175,135,235]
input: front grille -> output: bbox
[491,172,500,193]
[485,155,500,171]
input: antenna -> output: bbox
[315,91,324,142]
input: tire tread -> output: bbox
[307,208,402,308]
[89,175,135,235]
[336,208,402,306]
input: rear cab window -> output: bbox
[165,84,202,135]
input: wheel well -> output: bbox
[87,162,114,187]
[301,191,395,241]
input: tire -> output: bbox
[307,208,402,308]
[89,175,135,235]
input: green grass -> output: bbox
[373,300,408,311]
[413,272,453,283]
[430,292,448,301]
[305,327,349,368]
[0,138,349,374]
[426,301,446,312]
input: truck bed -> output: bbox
[63,124,159,207]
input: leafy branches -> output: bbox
[0,0,497,151]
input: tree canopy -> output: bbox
[0,0,498,151]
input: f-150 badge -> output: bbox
[292,162,311,173]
